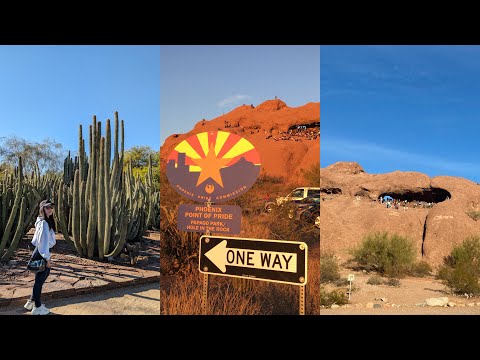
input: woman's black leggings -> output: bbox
[31,267,50,307]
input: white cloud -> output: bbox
[217,94,252,108]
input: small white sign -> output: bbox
[347,274,355,282]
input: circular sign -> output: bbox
[166,131,261,203]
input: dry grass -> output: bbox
[161,249,319,315]
[160,270,262,315]
[160,173,319,315]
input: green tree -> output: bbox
[0,136,65,174]
[124,146,159,190]
[124,146,158,168]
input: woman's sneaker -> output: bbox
[24,300,34,311]
[25,300,48,312]
[31,304,50,315]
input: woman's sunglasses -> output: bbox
[44,206,54,210]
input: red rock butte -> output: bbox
[160,99,320,182]
[321,161,480,266]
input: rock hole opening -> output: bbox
[379,188,451,203]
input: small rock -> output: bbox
[457,303,466,307]
[9,260,17,265]
[468,303,475,307]
[366,302,374,309]
[383,303,391,308]
[373,304,382,309]
[381,297,388,302]
[447,302,456,307]
[362,270,367,273]
[425,297,449,307]
[356,303,363,308]
[331,304,340,309]
[476,302,480,306]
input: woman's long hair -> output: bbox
[39,206,56,232]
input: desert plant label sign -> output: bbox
[199,235,308,285]
[166,131,261,203]
[177,204,242,235]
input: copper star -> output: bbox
[192,143,230,188]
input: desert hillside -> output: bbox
[160,99,320,182]
[321,162,480,266]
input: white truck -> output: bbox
[264,187,320,212]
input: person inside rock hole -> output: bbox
[24,199,57,315]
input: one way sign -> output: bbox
[199,235,308,285]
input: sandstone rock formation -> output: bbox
[160,99,320,182]
[321,162,480,266]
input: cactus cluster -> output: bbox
[0,111,159,262]
[56,112,130,260]
[0,158,46,262]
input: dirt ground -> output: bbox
[321,268,480,315]
[0,283,159,315]
[0,230,160,308]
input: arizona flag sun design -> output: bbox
[166,131,261,203]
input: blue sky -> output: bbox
[160,45,320,145]
[321,45,480,183]
[0,45,160,156]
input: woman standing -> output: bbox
[24,200,56,315]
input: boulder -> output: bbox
[425,297,449,307]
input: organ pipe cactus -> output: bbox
[57,112,130,260]
[0,157,38,262]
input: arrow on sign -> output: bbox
[205,240,297,273]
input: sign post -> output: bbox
[299,285,305,315]
[166,131,309,314]
[347,274,355,301]
[202,269,209,315]
[201,201,213,315]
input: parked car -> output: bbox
[297,202,320,228]
[276,187,320,206]
[264,187,320,214]
[287,196,319,221]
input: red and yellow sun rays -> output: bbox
[167,131,261,172]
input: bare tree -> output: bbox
[0,135,65,174]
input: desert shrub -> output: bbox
[301,163,320,187]
[320,252,340,284]
[409,261,433,277]
[385,278,401,287]
[367,275,384,285]
[437,236,480,295]
[351,232,416,277]
[334,278,349,287]
[268,204,319,245]
[320,287,348,307]
[467,211,480,221]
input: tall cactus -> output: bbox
[0,157,23,254]
[57,112,131,260]
[0,158,34,262]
